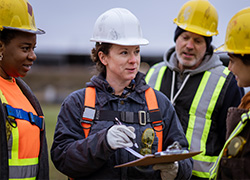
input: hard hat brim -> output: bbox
[90,38,149,46]
[214,44,250,55]
[3,26,45,34]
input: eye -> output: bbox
[20,44,36,52]
[135,49,140,55]
[121,51,128,55]
[182,36,189,40]
[21,46,31,52]
[195,39,201,44]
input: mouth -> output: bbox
[126,67,137,72]
[23,63,32,71]
[183,52,194,58]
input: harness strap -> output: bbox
[82,87,96,137]
[4,103,44,130]
[145,87,163,152]
[81,87,163,152]
[82,109,161,124]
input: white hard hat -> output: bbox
[90,8,149,46]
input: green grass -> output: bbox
[42,103,67,180]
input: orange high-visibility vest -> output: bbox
[0,77,41,180]
[81,87,163,152]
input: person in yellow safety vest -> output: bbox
[51,8,193,180]
[145,0,244,179]
[0,0,49,179]
[209,7,250,180]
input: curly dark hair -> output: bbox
[0,29,18,45]
[230,54,250,66]
[90,42,112,74]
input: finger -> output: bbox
[117,126,136,139]
[127,126,135,133]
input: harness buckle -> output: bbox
[80,119,94,129]
[7,116,17,128]
[28,112,44,130]
[152,121,165,132]
[28,112,35,124]
[82,107,96,120]
[4,103,17,128]
[138,110,146,126]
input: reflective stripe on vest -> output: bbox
[209,110,250,180]
[82,87,163,152]
[146,65,230,178]
[8,128,38,180]
[0,90,39,180]
[188,67,230,178]
[145,63,167,91]
[0,89,12,141]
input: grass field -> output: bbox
[42,103,68,180]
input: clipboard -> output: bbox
[115,151,201,168]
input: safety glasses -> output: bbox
[140,128,155,156]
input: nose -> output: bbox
[28,49,37,61]
[186,39,195,49]
[128,53,137,63]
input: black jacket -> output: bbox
[51,72,193,179]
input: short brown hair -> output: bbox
[90,42,112,74]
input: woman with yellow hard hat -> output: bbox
[210,7,250,180]
[0,0,49,179]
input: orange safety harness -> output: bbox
[81,87,164,152]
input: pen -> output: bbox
[115,117,138,148]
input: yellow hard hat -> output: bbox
[0,0,44,34]
[173,0,218,37]
[215,7,250,55]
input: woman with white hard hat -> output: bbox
[51,8,192,179]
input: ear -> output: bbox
[98,51,108,66]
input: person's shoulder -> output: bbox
[150,61,165,68]
[150,88,171,103]
[63,88,85,104]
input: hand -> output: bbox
[153,161,179,180]
[106,125,136,150]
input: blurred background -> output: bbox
[25,0,250,179]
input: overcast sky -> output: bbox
[28,0,250,56]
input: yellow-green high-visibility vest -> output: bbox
[209,110,250,180]
[146,64,231,178]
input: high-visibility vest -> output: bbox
[81,86,163,152]
[146,64,230,178]
[0,89,42,180]
[210,110,250,179]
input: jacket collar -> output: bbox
[86,72,150,107]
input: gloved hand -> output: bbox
[153,161,179,180]
[106,125,136,150]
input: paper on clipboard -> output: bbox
[115,151,201,168]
